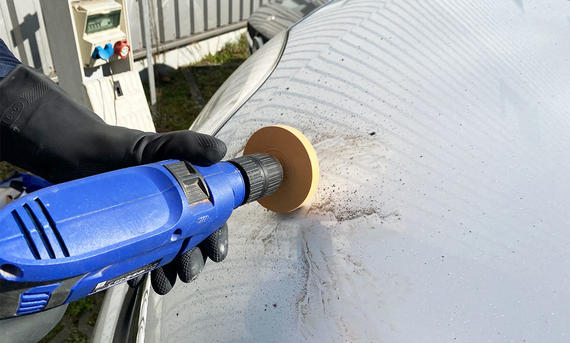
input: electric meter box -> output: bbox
[40,0,154,132]
[72,0,128,67]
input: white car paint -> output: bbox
[142,0,570,341]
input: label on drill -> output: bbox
[90,260,161,294]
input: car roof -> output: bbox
[145,0,570,341]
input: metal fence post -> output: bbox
[142,0,157,116]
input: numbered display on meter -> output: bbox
[86,10,121,34]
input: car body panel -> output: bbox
[191,30,288,135]
[248,3,305,40]
[144,0,570,341]
[247,0,327,44]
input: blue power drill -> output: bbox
[0,152,282,319]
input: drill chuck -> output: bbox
[230,153,283,204]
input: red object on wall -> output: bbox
[114,40,130,59]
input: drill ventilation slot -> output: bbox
[11,199,69,260]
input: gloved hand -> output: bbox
[0,65,229,294]
[149,223,229,295]
[0,65,226,183]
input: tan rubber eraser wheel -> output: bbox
[244,125,319,213]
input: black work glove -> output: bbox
[149,223,229,295]
[0,65,229,294]
[0,65,226,183]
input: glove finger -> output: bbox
[176,246,207,283]
[200,224,229,263]
[151,263,177,295]
[144,131,227,166]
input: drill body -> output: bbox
[0,154,281,319]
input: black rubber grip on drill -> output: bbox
[230,153,283,204]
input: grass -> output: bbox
[148,33,249,132]
[198,33,249,65]
[66,297,96,325]
[39,292,104,343]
